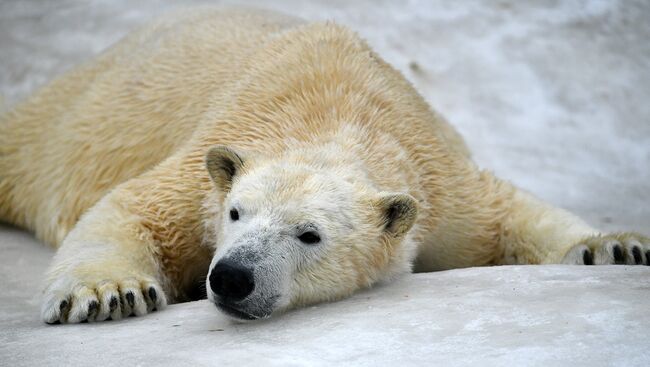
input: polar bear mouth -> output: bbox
[216,301,259,321]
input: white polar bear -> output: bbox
[0,8,647,323]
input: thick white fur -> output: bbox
[0,8,647,323]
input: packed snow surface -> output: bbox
[1,1,648,366]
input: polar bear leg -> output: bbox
[41,199,167,324]
[42,244,168,324]
[497,188,597,264]
[497,188,649,265]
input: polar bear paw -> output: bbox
[562,233,650,265]
[42,275,167,324]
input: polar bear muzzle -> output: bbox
[208,258,258,320]
[206,226,289,321]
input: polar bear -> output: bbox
[0,8,647,323]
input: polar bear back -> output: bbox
[0,8,303,245]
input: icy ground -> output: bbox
[1,1,649,366]
[2,223,649,366]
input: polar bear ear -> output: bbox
[375,193,418,238]
[205,145,245,191]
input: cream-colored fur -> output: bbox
[0,8,647,323]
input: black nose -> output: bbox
[209,259,255,301]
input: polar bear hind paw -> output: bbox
[562,233,650,265]
[42,276,167,324]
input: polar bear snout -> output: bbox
[209,259,255,301]
[207,246,283,321]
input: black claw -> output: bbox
[109,296,118,311]
[613,245,625,264]
[582,249,594,265]
[59,300,68,312]
[148,287,157,303]
[88,301,99,315]
[632,246,642,264]
[126,292,135,307]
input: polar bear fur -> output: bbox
[0,8,648,323]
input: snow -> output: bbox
[1,1,649,365]
[1,224,649,366]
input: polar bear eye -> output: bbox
[229,208,239,221]
[297,231,320,244]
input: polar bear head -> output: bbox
[204,145,418,320]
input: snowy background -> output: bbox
[1,1,649,366]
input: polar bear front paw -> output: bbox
[42,275,167,324]
[562,233,650,265]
